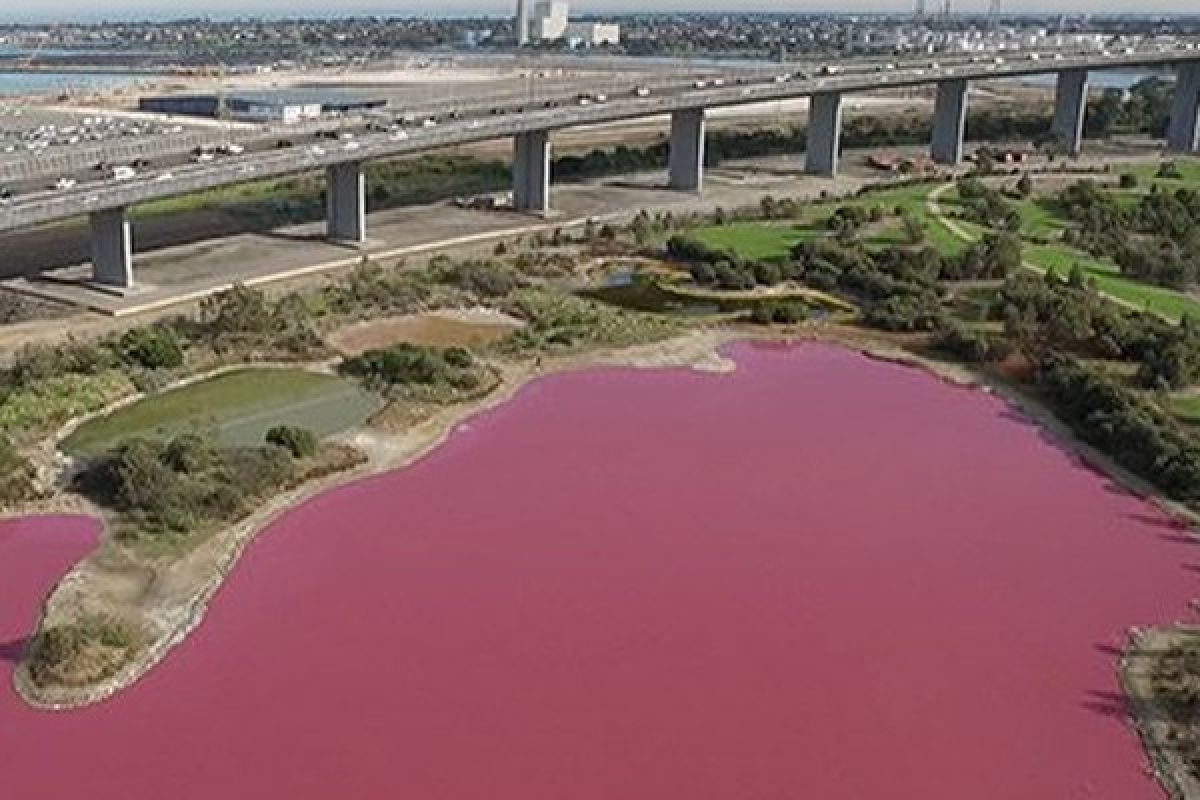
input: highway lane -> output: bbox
[1,43,1198,234]
[0,43,1178,195]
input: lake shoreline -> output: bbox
[5,317,1198,800]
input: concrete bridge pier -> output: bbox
[89,208,134,289]
[513,130,551,214]
[668,108,706,191]
[326,161,366,243]
[1052,68,1090,156]
[805,91,843,177]
[1168,62,1200,153]
[932,79,970,166]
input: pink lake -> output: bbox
[2,342,1197,799]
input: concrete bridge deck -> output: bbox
[1,44,1198,291]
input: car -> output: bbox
[422,117,438,128]
[308,145,326,156]
[109,166,136,181]
[275,139,294,149]
[53,177,77,190]
[390,130,409,142]
[633,86,651,98]
[192,151,215,163]
[218,143,245,156]
[712,78,725,87]
[819,65,842,76]
[0,187,12,203]
[693,79,708,89]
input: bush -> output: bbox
[932,322,1013,363]
[432,259,522,298]
[120,327,184,370]
[341,343,484,393]
[1158,161,1183,180]
[1036,354,1200,506]
[26,614,137,688]
[75,433,299,537]
[265,425,318,459]
[0,436,39,508]
[748,302,807,326]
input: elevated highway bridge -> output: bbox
[2,44,1199,289]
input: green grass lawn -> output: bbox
[1119,157,1200,187]
[62,368,380,456]
[1020,241,1200,322]
[691,222,823,260]
[1167,393,1200,425]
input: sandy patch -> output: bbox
[327,308,525,355]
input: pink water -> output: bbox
[2,342,1197,799]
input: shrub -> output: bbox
[120,327,184,370]
[26,614,137,688]
[265,425,318,459]
[0,436,39,508]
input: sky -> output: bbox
[2,1,1198,23]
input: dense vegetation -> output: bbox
[1058,178,1200,289]
[341,343,484,393]
[1035,353,1200,505]
[25,613,138,689]
[71,429,343,541]
[667,202,1021,333]
[0,435,40,508]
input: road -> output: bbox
[1,42,1197,234]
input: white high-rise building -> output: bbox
[532,0,570,42]
[516,0,531,46]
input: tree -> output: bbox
[1015,173,1034,198]
[902,213,925,245]
[265,426,318,459]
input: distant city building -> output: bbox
[515,0,531,46]
[532,0,570,42]
[139,89,385,123]
[565,22,621,48]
